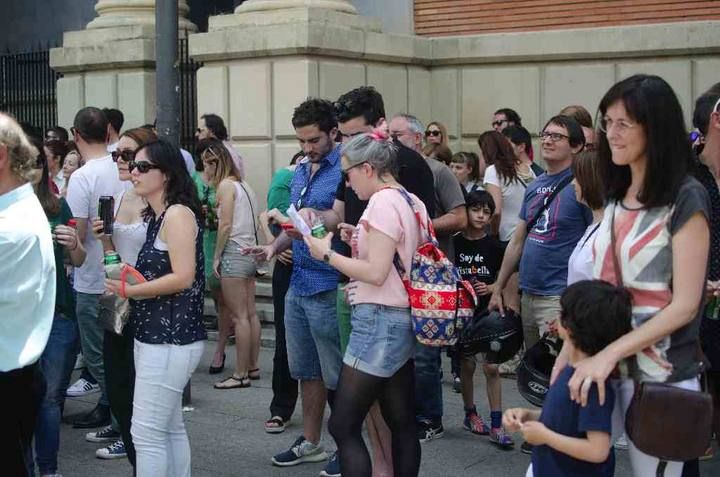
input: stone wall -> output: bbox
[191,15,720,210]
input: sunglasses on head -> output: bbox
[425,130,441,137]
[111,149,135,163]
[128,160,160,174]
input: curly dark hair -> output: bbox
[292,98,337,134]
[201,113,228,141]
[135,139,202,221]
[560,280,632,356]
[334,86,385,126]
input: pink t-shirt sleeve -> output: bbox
[360,192,404,243]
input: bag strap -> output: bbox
[237,181,259,246]
[526,174,574,233]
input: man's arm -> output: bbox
[488,220,527,312]
[432,205,467,234]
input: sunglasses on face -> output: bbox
[341,161,368,182]
[425,130,441,137]
[128,160,160,174]
[111,149,135,163]
[492,120,507,128]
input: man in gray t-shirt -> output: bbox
[389,114,467,442]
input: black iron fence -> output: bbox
[179,36,203,154]
[0,47,62,133]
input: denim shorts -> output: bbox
[344,304,415,378]
[285,287,343,390]
[220,243,257,278]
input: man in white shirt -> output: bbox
[0,113,56,474]
[66,107,128,429]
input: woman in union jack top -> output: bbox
[567,74,711,477]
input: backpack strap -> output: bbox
[525,174,574,233]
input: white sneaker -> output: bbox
[96,440,127,459]
[66,378,100,397]
[614,433,629,450]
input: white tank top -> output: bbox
[112,191,147,267]
[227,181,258,248]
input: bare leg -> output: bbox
[367,403,393,477]
[302,379,327,444]
[221,277,252,377]
[212,289,230,367]
[483,363,501,412]
[460,357,476,409]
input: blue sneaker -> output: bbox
[271,435,328,467]
[95,439,127,459]
[320,452,341,477]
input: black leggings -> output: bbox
[328,360,420,477]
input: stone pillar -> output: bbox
[87,0,197,32]
[234,0,357,15]
[50,0,197,129]
[189,0,428,211]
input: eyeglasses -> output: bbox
[598,117,637,135]
[425,130,441,137]
[201,147,221,164]
[128,160,160,174]
[539,131,569,142]
[111,149,135,163]
[492,120,508,128]
[341,161,368,182]
[712,97,720,117]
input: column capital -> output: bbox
[235,0,357,15]
[86,0,197,32]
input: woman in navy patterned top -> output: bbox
[105,139,206,477]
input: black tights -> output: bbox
[328,360,420,477]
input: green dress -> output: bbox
[193,172,220,290]
[48,199,76,319]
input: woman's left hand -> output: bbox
[567,348,619,407]
[54,224,78,251]
[303,232,334,261]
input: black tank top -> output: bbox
[130,206,207,345]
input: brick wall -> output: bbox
[415,0,720,36]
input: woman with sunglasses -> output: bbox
[566,75,711,477]
[424,121,449,147]
[87,127,156,465]
[105,139,206,476]
[26,136,86,477]
[304,131,426,476]
[201,139,263,390]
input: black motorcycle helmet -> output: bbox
[458,308,523,364]
[516,333,563,407]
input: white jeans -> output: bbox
[132,339,204,477]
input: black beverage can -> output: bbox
[98,196,115,235]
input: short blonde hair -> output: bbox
[0,113,37,182]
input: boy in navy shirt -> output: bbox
[453,191,513,447]
[503,280,632,477]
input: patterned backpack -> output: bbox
[392,188,477,346]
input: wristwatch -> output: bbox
[323,249,335,263]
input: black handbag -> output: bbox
[609,203,713,468]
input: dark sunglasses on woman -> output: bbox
[111,149,135,163]
[425,130,441,137]
[128,160,160,174]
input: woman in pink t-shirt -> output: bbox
[305,131,427,476]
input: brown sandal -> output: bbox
[214,375,251,389]
[248,368,261,380]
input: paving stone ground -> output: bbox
[56,344,719,477]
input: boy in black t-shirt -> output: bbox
[503,280,632,477]
[453,191,513,447]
